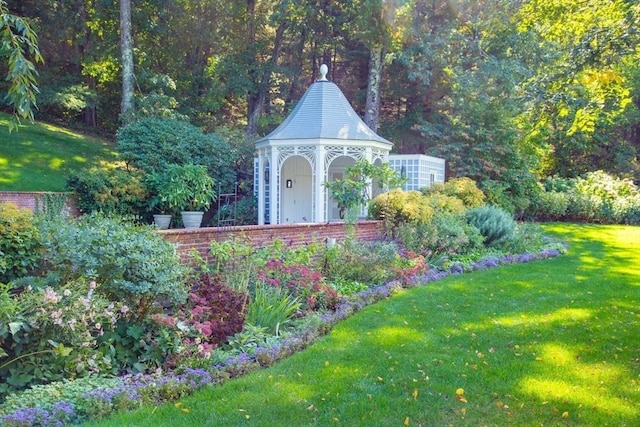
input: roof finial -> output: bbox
[319,64,328,81]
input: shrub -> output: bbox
[369,189,433,227]
[25,214,189,317]
[322,240,405,287]
[66,165,149,217]
[0,203,41,283]
[530,190,569,221]
[465,205,516,247]
[116,117,236,193]
[396,213,484,258]
[0,279,131,399]
[424,177,485,208]
[423,193,466,215]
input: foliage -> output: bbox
[246,284,301,335]
[156,164,216,212]
[256,260,337,311]
[422,193,465,216]
[0,203,41,283]
[396,212,484,259]
[66,165,149,217]
[33,193,69,219]
[424,177,485,209]
[115,117,236,193]
[465,205,516,247]
[369,189,433,227]
[178,273,248,352]
[0,0,44,131]
[324,160,406,221]
[26,214,189,316]
[0,278,131,399]
[527,171,640,224]
[322,240,406,287]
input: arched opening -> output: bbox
[281,155,312,223]
[327,155,357,221]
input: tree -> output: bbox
[120,0,135,117]
[0,0,43,131]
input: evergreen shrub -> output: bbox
[116,117,236,193]
[465,205,516,247]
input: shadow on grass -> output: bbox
[95,224,640,426]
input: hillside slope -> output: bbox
[0,113,118,191]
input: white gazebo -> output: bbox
[255,65,393,225]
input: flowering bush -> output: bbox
[1,279,131,400]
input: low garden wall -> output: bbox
[0,191,79,216]
[159,221,384,264]
[1,191,384,264]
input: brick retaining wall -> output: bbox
[0,191,79,216]
[159,221,384,263]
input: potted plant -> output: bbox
[161,164,216,228]
[146,171,175,229]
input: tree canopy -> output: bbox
[3,0,639,184]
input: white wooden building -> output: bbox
[255,65,445,225]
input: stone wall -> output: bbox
[159,221,384,263]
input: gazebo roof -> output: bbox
[256,66,391,146]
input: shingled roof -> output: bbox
[256,73,391,145]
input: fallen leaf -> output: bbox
[404,416,410,425]
[461,408,467,416]
[562,411,569,418]
[412,389,419,400]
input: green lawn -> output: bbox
[0,113,117,191]
[92,223,640,426]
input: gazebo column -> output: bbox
[257,152,266,225]
[269,148,279,224]
[314,146,326,223]
[363,148,374,217]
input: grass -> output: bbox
[91,223,640,426]
[0,113,117,191]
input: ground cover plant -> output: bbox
[83,223,640,426]
[0,113,117,191]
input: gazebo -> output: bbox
[255,65,393,225]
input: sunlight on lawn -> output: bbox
[41,122,86,139]
[373,326,425,346]
[49,158,65,169]
[520,344,637,417]
[490,308,592,328]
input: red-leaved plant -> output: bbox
[257,259,339,310]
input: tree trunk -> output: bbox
[364,44,384,132]
[246,19,287,138]
[120,0,135,117]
